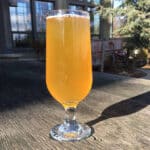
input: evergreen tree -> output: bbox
[98,0,150,50]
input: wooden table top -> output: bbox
[0,66,150,150]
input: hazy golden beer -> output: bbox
[46,14,92,108]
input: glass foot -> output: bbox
[50,122,91,141]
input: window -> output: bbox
[35,1,54,32]
[9,0,32,32]
[9,0,32,48]
[69,5,84,10]
[87,0,100,5]
[87,7,100,37]
[34,1,54,50]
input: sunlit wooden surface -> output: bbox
[0,61,150,150]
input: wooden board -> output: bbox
[0,61,150,150]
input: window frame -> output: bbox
[9,0,55,48]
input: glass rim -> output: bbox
[46,9,89,19]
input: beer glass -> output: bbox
[46,9,92,141]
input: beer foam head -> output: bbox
[46,13,90,20]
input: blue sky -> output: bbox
[113,0,123,8]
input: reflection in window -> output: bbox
[35,1,54,32]
[9,0,32,48]
[69,5,83,10]
[9,0,31,32]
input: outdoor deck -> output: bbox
[0,60,150,150]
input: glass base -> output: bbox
[50,121,91,141]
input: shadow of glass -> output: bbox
[86,92,150,126]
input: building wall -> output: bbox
[0,0,111,52]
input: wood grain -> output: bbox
[0,61,150,150]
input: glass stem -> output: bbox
[64,107,78,129]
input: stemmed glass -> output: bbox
[46,9,93,141]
